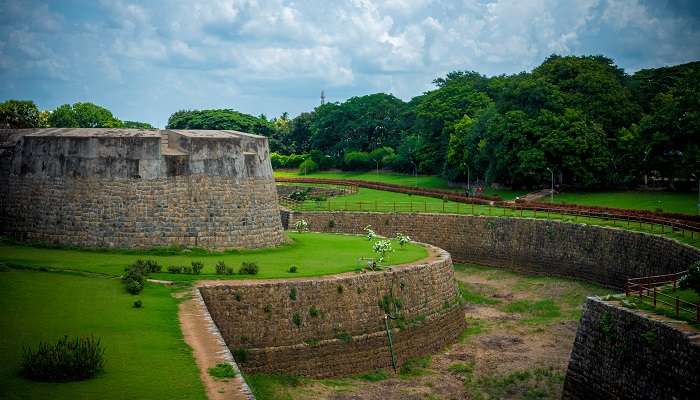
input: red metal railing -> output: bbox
[625,270,699,322]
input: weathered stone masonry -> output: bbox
[0,128,283,249]
[282,210,700,288]
[563,298,700,400]
[198,247,466,378]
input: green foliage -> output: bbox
[207,363,236,379]
[238,262,259,275]
[399,356,431,377]
[309,305,320,318]
[167,265,183,274]
[20,335,105,382]
[125,280,143,295]
[292,312,302,327]
[343,151,371,170]
[298,158,319,174]
[48,102,123,128]
[334,331,352,343]
[679,261,700,295]
[132,299,143,308]
[289,287,297,301]
[288,265,298,273]
[121,120,154,129]
[215,261,227,275]
[166,109,271,133]
[232,348,249,364]
[458,282,500,305]
[358,369,389,381]
[190,261,204,275]
[0,99,40,128]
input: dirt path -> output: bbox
[179,288,253,400]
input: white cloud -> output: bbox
[0,0,698,127]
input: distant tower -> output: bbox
[320,90,325,105]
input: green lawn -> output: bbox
[0,269,206,400]
[0,232,428,280]
[548,191,698,215]
[275,169,526,200]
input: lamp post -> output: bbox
[546,167,554,203]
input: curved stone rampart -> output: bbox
[282,210,700,288]
[198,246,466,377]
[0,128,283,249]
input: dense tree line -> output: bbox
[3,55,697,189]
[168,55,697,189]
[0,101,153,130]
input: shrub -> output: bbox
[286,153,307,168]
[143,260,162,273]
[167,265,182,274]
[294,219,309,233]
[133,300,143,308]
[364,225,377,241]
[183,266,193,274]
[292,312,302,327]
[289,188,311,202]
[288,265,298,273]
[679,261,700,295]
[298,158,319,174]
[335,331,352,343]
[125,280,143,295]
[225,267,234,275]
[20,335,105,382]
[239,262,258,275]
[215,261,227,275]
[191,261,204,275]
[373,239,393,263]
[208,363,236,379]
[395,233,411,248]
[232,348,249,364]
[309,306,321,318]
[289,287,297,301]
[343,151,371,170]
[263,304,272,313]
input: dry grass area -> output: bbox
[244,263,612,400]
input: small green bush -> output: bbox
[208,363,236,379]
[263,304,272,313]
[225,267,235,275]
[167,265,182,274]
[183,266,193,274]
[292,312,302,327]
[132,299,143,308]
[298,158,319,174]
[125,280,143,295]
[335,331,352,343]
[232,348,249,364]
[309,306,320,318]
[234,291,242,301]
[679,261,700,295]
[20,335,105,382]
[288,265,298,273]
[215,261,227,275]
[239,262,258,275]
[143,260,162,273]
[289,287,297,301]
[191,261,204,275]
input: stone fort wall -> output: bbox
[282,210,700,288]
[563,297,700,399]
[0,129,283,249]
[198,247,466,377]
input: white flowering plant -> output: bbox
[395,233,411,248]
[364,225,377,241]
[372,239,393,263]
[294,219,309,233]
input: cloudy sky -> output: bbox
[1,0,699,127]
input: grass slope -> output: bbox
[275,169,526,200]
[549,191,698,215]
[0,269,205,400]
[0,232,427,280]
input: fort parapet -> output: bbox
[0,128,283,249]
